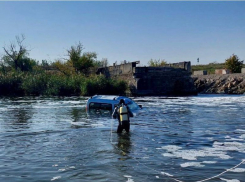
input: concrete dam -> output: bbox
[96,61,197,96]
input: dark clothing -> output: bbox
[112,104,133,133]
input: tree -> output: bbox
[77,52,97,74]
[54,60,76,76]
[2,35,29,71]
[148,59,167,67]
[66,42,97,75]
[225,54,243,73]
[67,42,83,72]
[17,58,37,72]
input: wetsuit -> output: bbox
[112,104,133,133]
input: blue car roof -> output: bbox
[88,95,132,104]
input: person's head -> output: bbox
[119,99,125,105]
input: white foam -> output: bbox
[202,161,217,164]
[213,141,245,153]
[126,178,134,182]
[162,145,232,160]
[58,168,66,171]
[236,129,245,133]
[51,176,61,181]
[162,153,175,157]
[124,175,134,182]
[180,162,204,168]
[124,175,132,178]
[161,172,173,176]
[91,123,104,127]
[229,168,245,173]
[239,134,245,139]
[161,145,182,152]
[220,178,240,182]
[226,138,244,141]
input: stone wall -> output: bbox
[167,61,192,72]
[96,61,197,96]
[96,62,138,77]
[133,67,196,96]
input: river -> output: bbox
[0,95,245,182]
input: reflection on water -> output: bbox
[0,95,245,182]
[117,133,132,159]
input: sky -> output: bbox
[0,1,244,66]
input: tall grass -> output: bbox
[0,71,127,96]
[0,72,25,96]
[81,75,127,96]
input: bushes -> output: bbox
[0,72,127,96]
[22,73,85,96]
[0,72,25,96]
[81,75,127,96]
[22,73,48,95]
[46,74,84,96]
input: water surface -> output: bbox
[0,95,245,182]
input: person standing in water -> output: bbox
[112,99,134,133]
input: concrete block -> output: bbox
[193,70,207,75]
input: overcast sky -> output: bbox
[0,1,244,66]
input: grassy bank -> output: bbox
[192,62,245,74]
[0,71,127,96]
[192,63,225,74]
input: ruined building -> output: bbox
[96,61,197,96]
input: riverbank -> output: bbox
[0,72,127,96]
[192,73,245,94]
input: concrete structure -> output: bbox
[193,70,207,76]
[96,61,196,96]
[167,61,192,72]
[215,69,230,75]
[242,68,245,73]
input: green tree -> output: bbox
[2,35,30,71]
[67,42,83,72]
[225,54,243,73]
[54,60,76,76]
[66,42,97,75]
[148,59,167,67]
[77,52,97,74]
[17,58,37,72]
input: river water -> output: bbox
[0,95,245,182]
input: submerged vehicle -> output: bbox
[86,95,142,115]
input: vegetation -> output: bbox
[192,62,225,74]
[0,36,127,97]
[1,36,244,97]
[148,59,167,67]
[2,35,38,72]
[225,54,243,73]
[0,71,126,96]
[192,55,245,74]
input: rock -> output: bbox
[192,73,245,94]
